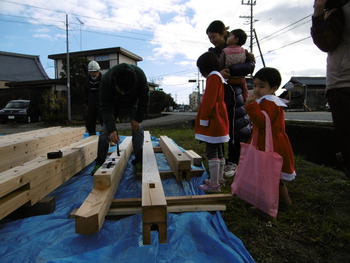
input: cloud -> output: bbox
[0,0,326,104]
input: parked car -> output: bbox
[0,100,42,123]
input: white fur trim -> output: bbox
[208,71,226,83]
[195,134,230,143]
[200,119,209,126]
[257,95,289,107]
[280,170,297,181]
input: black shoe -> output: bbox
[90,164,101,176]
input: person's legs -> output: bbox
[91,126,110,175]
[328,88,350,179]
[279,180,291,207]
[86,104,98,135]
[131,126,144,165]
[199,143,221,192]
[218,143,226,185]
[224,84,235,164]
[231,139,241,164]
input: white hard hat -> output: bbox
[88,61,100,71]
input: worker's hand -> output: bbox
[109,130,120,143]
[131,119,141,131]
[246,94,256,105]
[220,68,231,79]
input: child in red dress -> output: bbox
[195,52,230,192]
[245,67,296,206]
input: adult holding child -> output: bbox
[206,20,255,177]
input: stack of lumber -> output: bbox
[74,131,231,245]
[0,126,87,172]
[0,127,98,220]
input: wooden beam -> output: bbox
[74,137,133,234]
[184,150,203,167]
[69,193,231,218]
[111,194,232,207]
[159,136,191,181]
[142,131,167,245]
[0,127,86,172]
[0,136,98,220]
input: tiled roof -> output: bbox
[289,76,326,86]
[0,51,49,82]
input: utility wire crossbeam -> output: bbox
[240,0,256,53]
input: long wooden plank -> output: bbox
[0,127,86,172]
[142,131,167,245]
[70,204,227,219]
[0,136,98,220]
[159,135,191,181]
[184,150,203,167]
[74,137,133,234]
[111,194,232,207]
[0,126,61,141]
[0,136,98,199]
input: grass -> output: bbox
[124,125,350,263]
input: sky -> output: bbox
[0,0,326,104]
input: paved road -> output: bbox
[161,111,333,123]
[0,111,333,135]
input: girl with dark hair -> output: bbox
[195,52,229,192]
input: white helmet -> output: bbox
[88,61,100,72]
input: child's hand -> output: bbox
[246,94,256,105]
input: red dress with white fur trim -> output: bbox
[195,72,229,144]
[245,96,296,181]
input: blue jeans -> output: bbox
[94,125,144,166]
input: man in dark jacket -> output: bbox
[91,63,150,175]
[85,61,103,135]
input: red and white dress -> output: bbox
[195,71,230,144]
[245,95,296,181]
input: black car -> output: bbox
[0,100,42,123]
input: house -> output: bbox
[0,51,49,87]
[279,77,327,111]
[1,47,158,120]
[47,47,144,79]
[0,51,52,107]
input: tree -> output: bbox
[59,56,90,121]
[149,90,176,114]
[60,56,90,105]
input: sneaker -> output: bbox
[224,162,237,177]
[90,164,101,176]
[199,182,221,193]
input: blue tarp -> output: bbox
[0,134,255,263]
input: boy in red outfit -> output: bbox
[246,67,296,206]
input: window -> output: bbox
[95,55,110,70]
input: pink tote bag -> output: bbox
[231,111,282,218]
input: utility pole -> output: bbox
[66,14,71,123]
[240,0,256,53]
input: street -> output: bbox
[0,111,333,136]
